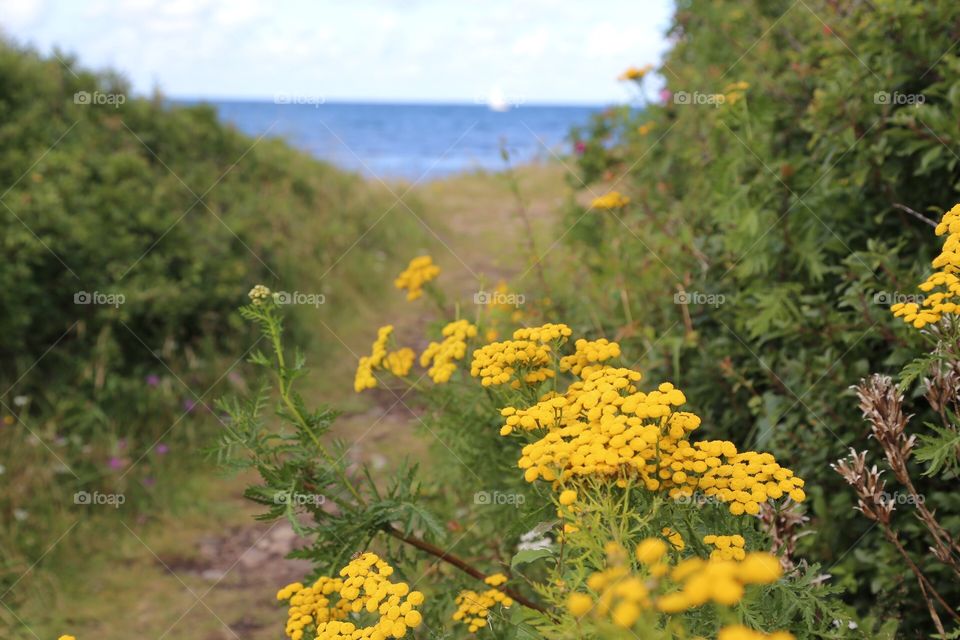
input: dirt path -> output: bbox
[35,163,569,640]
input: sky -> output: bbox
[0,0,673,104]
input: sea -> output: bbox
[174,100,604,181]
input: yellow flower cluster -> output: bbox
[558,338,621,377]
[58,636,77,640]
[383,348,414,377]
[723,81,750,105]
[419,319,477,383]
[637,121,655,136]
[590,192,630,210]
[470,324,571,388]
[892,203,960,328]
[568,538,789,634]
[501,361,805,515]
[394,255,440,301]
[662,527,685,551]
[276,553,424,640]
[618,64,653,81]
[719,625,795,640]
[248,284,272,305]
[451,574,514,633]
[703,534,746,560]
[354,325,394,392]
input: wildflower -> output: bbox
[618,64,654,81]
[892,202,960,328]
[567,592,593,617]
[635,538,667,564]
[394,255,440,301]
[452,585,513,633]
[354,325,394,392]
[723,81,750,105]
[703,534,746,560]
[470,325,563,388]
[155,443,169,455]
[638,122,655,136]
[484,573,508,587]
[248,284,272,305]
[504,358,805,515]
[383,347,415,377]
[276,553,423,639]
[558,489,578,506]
[662,527,684,551]
[58,636,77,640]
[559,338,620,377]
[590,192,630,210]
[718,625,795,640]
[420,319,477,383]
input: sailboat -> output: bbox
[486,87,511,112]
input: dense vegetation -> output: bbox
[0,38,425,626]
[564,0,960,633]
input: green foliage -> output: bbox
[0,38,427,627]
[559,0,960,633]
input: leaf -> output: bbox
[510,547,554,570]
[914,422,960,476]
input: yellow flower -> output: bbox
[558,489,578,506]
[484,573,508,587]
[420,319,477,383]
[383,347,415,377]
[354,325,394,392]
[618,64,654,81]
[567,592,593,617]
[662,527,685,551]
[452,585,513,633]
[718,624,795,640]
[394,255,440,301]
[590,191,630,210]
[892,202,960,329]
[276,553,423,640]
[58,636,77,640]
[635,538,667,564]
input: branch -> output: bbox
[893,203,938,228]
[384,526,547,613]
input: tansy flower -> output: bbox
[354,325,396,392]
[276,553,424,640]
[58,636,77,640]
[892,202,960,328]
[590,192,630,210]
[558,489,578,506]
[248,284,272,305]
[420,319,477,383]
[452,586,513,633]
[718,625,795,640]
[394,255,440,301]
[619,64,654,81]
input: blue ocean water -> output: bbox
[175,100,603,180]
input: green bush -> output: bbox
[561,0,960,634]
